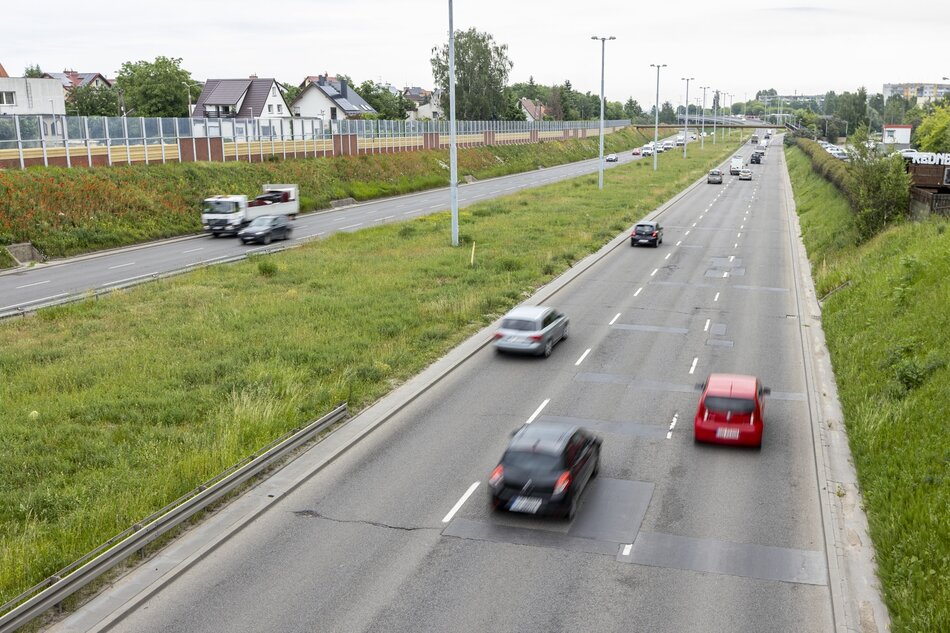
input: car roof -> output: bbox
[503,305,551,321]
[704,373,758,397]
[508,420,578,454]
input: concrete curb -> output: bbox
[49,146,726,633]
[778,142,890,633]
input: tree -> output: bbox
[431,28,514,120]
[624,97,643,120]
[502,89,527,121]
[755,88,777,101]
[282,82,303,107]
[847,124,911,240]
[114,56,197,117]
[356,81,411,119]
[546,85,564,120]
[883,95,910,125]
[66,85,120,116]
[659,101,676,124]
[914,104,950,152]
[24,64,44,78]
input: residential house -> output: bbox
[192,76,291,119]
[519,98,547,122]
[43,69,112,93]
[882,124,912,145]
[0,64,68,139]
[291,74,376,120]
[403,86,442,121]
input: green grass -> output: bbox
[0,135,743,605]
[0,247,15,270]
[0,127,669,259]
[786,145,950,632]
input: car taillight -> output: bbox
[489,465,504,487]
[494,332,503,339]
[554,471,571,495]
[529,334,542,341]
[652,231,658,237]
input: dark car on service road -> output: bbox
[750,153,761,164]
[238,215,293,245]
[494,306,569,357]
[631,221,663,247]
[707,169,723,184]
[489,421,601,519]
[694,373,771,448]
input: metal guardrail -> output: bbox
[0,402,349,633]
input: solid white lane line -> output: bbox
[704,318,710,332]
[442,482,480,524]
[183,247,204,254]
[526,398,551,424]
[651,268,658,276]
[689,357,698,375]
[15,279,50,289]
[107,262,135,270]
[340,223,362,230]
[427,204,441,209]
[1,292,68,311]
[675,240,682,246]
[664,253,671,260]
[714,292,720,301]
[634,287,643,297]
[104,271,160,286]
[622,544,633,556]
[575,348,592,366]
[403,210,415,215]
[609,312,621,325]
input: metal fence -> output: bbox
[0,115,630,169]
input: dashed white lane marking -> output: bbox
[689,357,698,375]
[704,318,711,332]
[723,271,729,278]
[634,287,643,297]
[442,482,480,524]
[379,215,395,221]
[526,398,551,424]
[740,224,744,229]
[664,253,671,260]
[728,255,735,262]
[427,204,441,209]
[575,348,592,366]
[107,262,135,270]
[685,230,690,236]
[737,232,742,238]
[622,544,633,556]
[15,280,50,289]
[651,268,659,277]
[692,222,697,227]
[676,240,682,246]
[666,412,679,439]
[340,223,362,230]
[403,210,415,215]
[609,312,621,325]
[183,247,204,254]
[714,292,720,302]
[734,242,739,248]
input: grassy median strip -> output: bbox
[786,146,950,633]
[0,136,741,604]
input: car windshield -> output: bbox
[502,450,563,472]
[203,201,238,214]
[501,318,538,331]
[704,396,755,414]
[635,225,655,234]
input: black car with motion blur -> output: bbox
[630,221,663,248]
[238,214,293,245]
[488,421,601,519]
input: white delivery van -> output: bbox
[729,156,745,175]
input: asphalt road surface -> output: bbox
[94,137,835,632]
[0,134,691,316]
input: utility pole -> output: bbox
[592,35,615,189]
[448,0,459,246]
[651,63,666,171]
[681,76,693,158]
[699,86,708,150]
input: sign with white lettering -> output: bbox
[911,153,950,166]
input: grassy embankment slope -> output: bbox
[786,145,949,632]
[0,136,744,605]
[0,127,670,265]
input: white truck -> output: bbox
[201,184,299,237]
[729,156,745,175]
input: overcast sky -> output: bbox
[6,0,949,109]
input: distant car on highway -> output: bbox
[662,140,674,150]
[632,147,642,156]
[694,373,770,448]
[488,420,601,519]
[739,168,753,181]
[707,169,723,184]
[641,145,654,156]
[750,153,761,164]
[606,153,618,162]
[238,214,293,245]
[655,144,666,153]
[631,221,663,247]
[494,306,569,357]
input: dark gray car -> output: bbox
[238,215,293,245]
[494,306,569,357]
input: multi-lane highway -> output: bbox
[0,137,685,317]
[53,137,842,632]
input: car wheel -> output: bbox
[263,234,272,245]
[653,241,659,248]
[211,232,220,238]
[630,239,636,247]
[543,339,553,358]
[285,229,292,240]
[591,449,600,477]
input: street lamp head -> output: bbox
[682,77,694,81]
[608,36,616,40]
[651,63,667,68]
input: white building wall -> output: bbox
[294,87,340,119]
[0,78,66,115]
[261,82,292,118]
[882,126,912,144]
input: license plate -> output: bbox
[510,496,542,514]
[716,427,741,440]
[504,336,525,344]
[639,239,650,244]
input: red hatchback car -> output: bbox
[694,374,771,448]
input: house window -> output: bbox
[277,104,282,114]
[272,86,277,97]
[268,104,273,114]
[0,91,15,105]
[330,107,337,120]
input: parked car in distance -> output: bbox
[631,221,663,247]
[605,153,618,162]
[739,168,753,181]
[238,214,293,244]
[494,306,569,357]
[488,420,601,519]
[694,374,770,448]
[750,153,761,164]
[899,148,919,159]
[707,169,724,184]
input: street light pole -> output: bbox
[681,76,693,158]
[448,0,459,246]
[592,35,615,190]
[699,86,708,150]
[181,81,192,117]
[651,63,666,171]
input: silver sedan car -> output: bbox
[494,306,569,357]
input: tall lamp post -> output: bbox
[448,0,459,246]
[699,85,709,150]
[181,81,192,117]
[712,90,718,144]
[592,35,616,189]
[681,76,693,158]
[651,63,666,171]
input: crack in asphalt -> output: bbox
[293,509,439,532]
